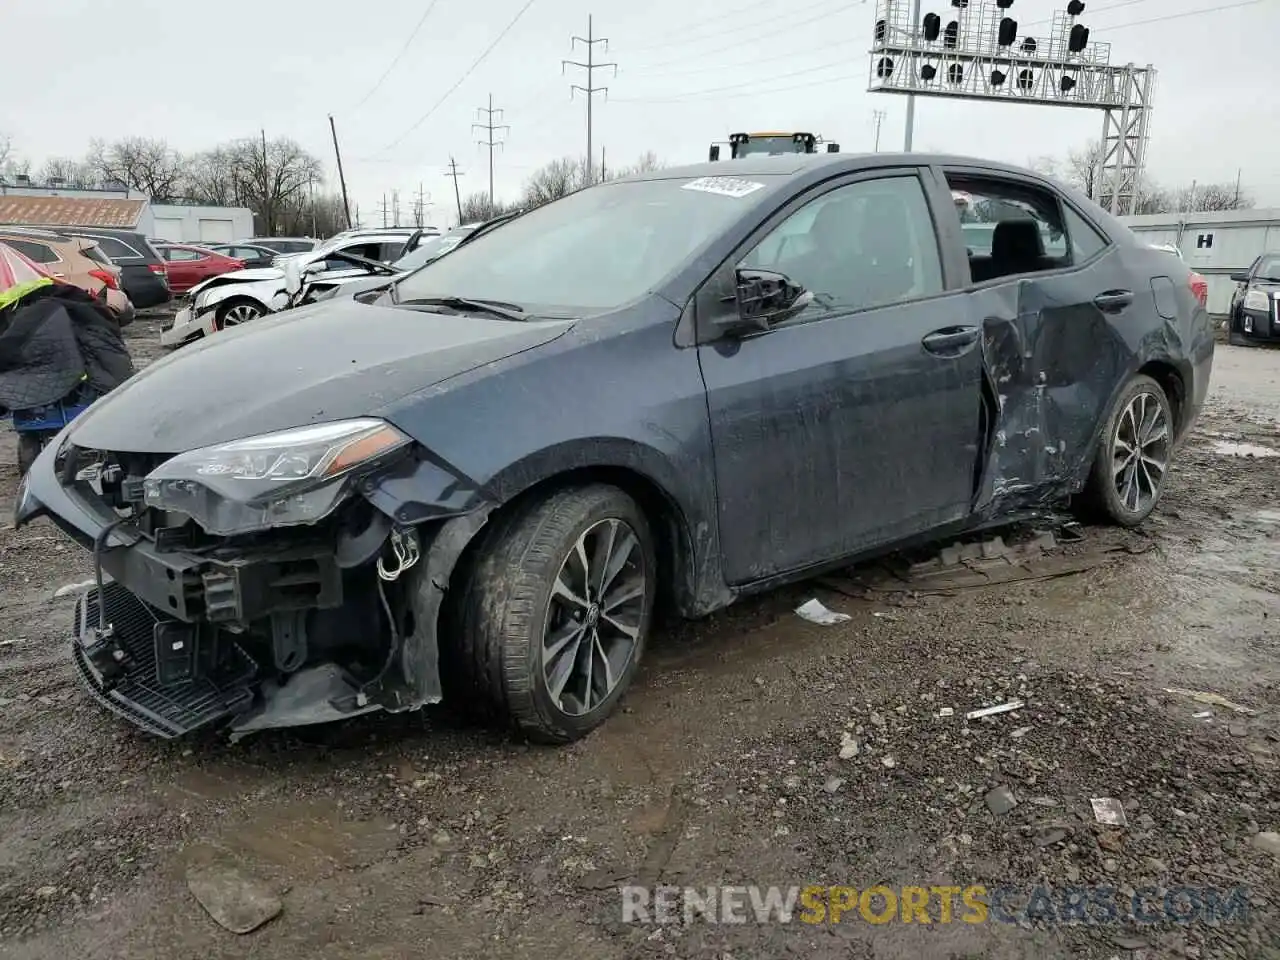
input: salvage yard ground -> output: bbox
[1,313,1278,959]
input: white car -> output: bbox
[159,230,426,347]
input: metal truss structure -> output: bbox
[867,0,1155,215]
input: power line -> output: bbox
[1101,0,1263,30]
[351,0,441,111]
[627,2,858,71]
[615,70,860,105]
[563,15,616,187]
[472,93,510,207]
[379,0,539,154]
[614,58,851,103]
[622,0,840,54]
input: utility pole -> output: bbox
[872,110,886,152]
[903,0,922,150]
[445,156,465,224]
[472,93,509,211]
[600,146,606,181]
[328,114,353,229]
[563,15,616,187]
[379,193,389,228]
[1233,168,1242,207]
[413,182,431,227]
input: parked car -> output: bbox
[240,236,318,255]
[1227,253,1280,345]
[159,229,426,346]
[0,227,133,322]
[153,243,245,293]
[58,228,170,309]
[16,152,1213,743]
[203,243,279,270]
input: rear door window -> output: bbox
[87,236,144,260]
[3,239,59,263]
[80,243,114,266]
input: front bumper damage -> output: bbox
[15,436,492,740]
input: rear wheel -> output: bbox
[214,298,264,330]
[16,434,42,476]
[446,484,656,743]
[1082,374,1173,526]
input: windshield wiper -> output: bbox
[398,296,526,321]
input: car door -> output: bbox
[939,164,1138,508]
[162,247,202,290]
[695,169,984,584]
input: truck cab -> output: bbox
[709,131,840,161]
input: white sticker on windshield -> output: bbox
[681,176,766,198]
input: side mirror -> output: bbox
[1230,272,1249,283]
[717,269,813,335]
[709,145,721,162]
[827,142,840,153]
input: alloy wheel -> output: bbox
[1110,390,1170,515]
[541,518,646,717]
[222,303,261,326]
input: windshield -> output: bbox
[394,176,777,314]
[392,234,464,271]
[735,136,807,157]
[1257,257,1280,280]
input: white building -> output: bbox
[1120,208,1280,316]
[0,183,252,244]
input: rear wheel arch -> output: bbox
[1136,358,1186,435]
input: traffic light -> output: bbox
[1020,36,1037,54]
[875,18,886,42]
[922,12,941,41]
[1060,74,1077,92]
[1068,23,1089,52]
[877,57,895,78]
[998,17,1017,46]
[1067,0,1085,15]
[921,63,938,81]
[948,63,965,83]
[1017,68,1035,90]
[996,0,1015,7]
[944,20,959,48]
[990,68,1007,86]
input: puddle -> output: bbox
[1212,441,1278,458]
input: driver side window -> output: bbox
[739,176,943,314]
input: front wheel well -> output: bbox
[462,466,695,621]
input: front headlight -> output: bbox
[142,418,411,536]
[1244,289,1273,312]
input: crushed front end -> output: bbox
[15,419,487,740]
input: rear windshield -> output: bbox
[394,175,779,314]
[86,236,145,260]
[261,239,314,254]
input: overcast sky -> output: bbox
[4,0,1276,228]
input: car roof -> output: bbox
[617,151,1072,183]
[0,225,74,241]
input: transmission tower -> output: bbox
[562,15,616,187]
[472,93,510,209]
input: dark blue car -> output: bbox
[14,152,1214,743]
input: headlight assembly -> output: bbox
[142,418,411,536]
[1244,289,1272,312]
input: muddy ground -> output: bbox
[1,313,1279,959]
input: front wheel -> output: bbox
[214,298,265,330]
[1081,374,1174,526]
[446,484,656,743]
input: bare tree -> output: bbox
[1171,182,1252,213]
[0,134,31,183]
[232,136,323,235]
[459,190,518,223]
[1025,154,1061,179]
[36,157,99,189]
[88,137,185,200]
[1064,140,1107,200]
[182,147,250,206]
[522,156,588,208]
[603,150,666,181]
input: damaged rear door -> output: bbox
[697,168,984,584]
[939,165,1139,511]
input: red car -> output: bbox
[154,243,245,293]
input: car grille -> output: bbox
[73,583,257,737]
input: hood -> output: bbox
[67,300,575,453]
[189,268,284,297]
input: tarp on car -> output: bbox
[0,281,134,413]
[0,241,54,307]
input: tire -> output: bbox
[214,298,265,331]
[16,434,42,476]
[445,484,657,743]
[1081,374,1174,526]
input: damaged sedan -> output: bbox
[15,153,1213,743]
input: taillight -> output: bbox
[148,262,167,275]
[232,259,245,269]
[89,268,119,290]
[1189,272,1208,308]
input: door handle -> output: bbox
[1093,289,1134,313]
[921,325,980,354]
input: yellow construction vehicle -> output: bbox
[708,131,840,161]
